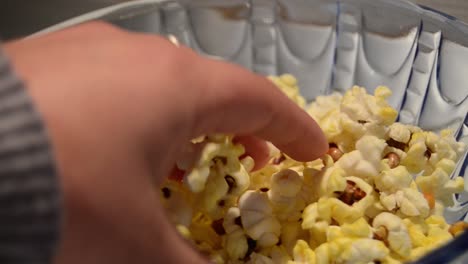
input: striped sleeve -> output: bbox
[0,49,60,264]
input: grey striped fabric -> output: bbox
[0,50,59,264]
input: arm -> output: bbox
[4,22,327,264]
[0,49,59,263]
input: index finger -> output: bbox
[188,56,328,161]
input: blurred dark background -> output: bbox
[0,0,129,40]
[0,0,467,41]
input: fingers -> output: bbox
[233,136,270,170]
[188,57,328,162]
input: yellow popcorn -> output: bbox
[375,166,413,193]
[365,197,387,219]
[160,182,194,227]
[314,243,331,264]
[401,133,428,173]
[223,207,249,260]
[379,187,430,218]
[239,190,281,247]
[250,163,279,190]
[190,222,221,254]
[405,220,429,248]
[184,137,249,193]
[210,254,225,264]
[270,246,293,263]
[162,79,467,264]
[198,169,230,217]
[379,107,399,126]
[375,86,393,98]
[373,212,412,258]
[307,93,342,124]
[288,240,316,264]
[415,167,464,207]
[340,86,397,126]
[281,221,309,255]
[301,165,346,204]
[326,226,343,241]
[302,202,328,231]
[268,74,306,108]
[403,216,453,261]
[341,218,373,238]
[247,253,275,264]
[320,177,375,225]
[338,238,390,263]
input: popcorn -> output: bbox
[415,167,464,207]
[401,132,428,173]
[268,74,306,108]
[247,253,275,264]
[373,212,412,258]
[388,123,411,144]
[160,182,193,227]
[288,240,316,264]
[336,238,389,263]
[375,166,413,193]
[335,135,386,181]
[223,207,248,260]
[161,76,466,264]
[270,246,292,263]
[281,221,309,255]
[268,169,305,221]
[341,218,373,238]
[185,137,248,194]
[328,177,375,224]
[239,190,281,247]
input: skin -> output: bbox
[5,22,327,264]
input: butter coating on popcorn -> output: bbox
[160,75,466,263]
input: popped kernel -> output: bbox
[239,190,281,248]
[161,75,466,264]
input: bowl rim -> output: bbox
[30,0,468,38]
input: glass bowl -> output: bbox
[35,0,468,263]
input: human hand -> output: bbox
[5,22,327,264]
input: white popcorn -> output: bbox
[380,188,430,218]
[335,135,387,181]
[388,123,411,144]
[268,169,305,221]
[239,191,281,247]
[373,212,412,258]
[337,238,389,264]
[223,207,248,260]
